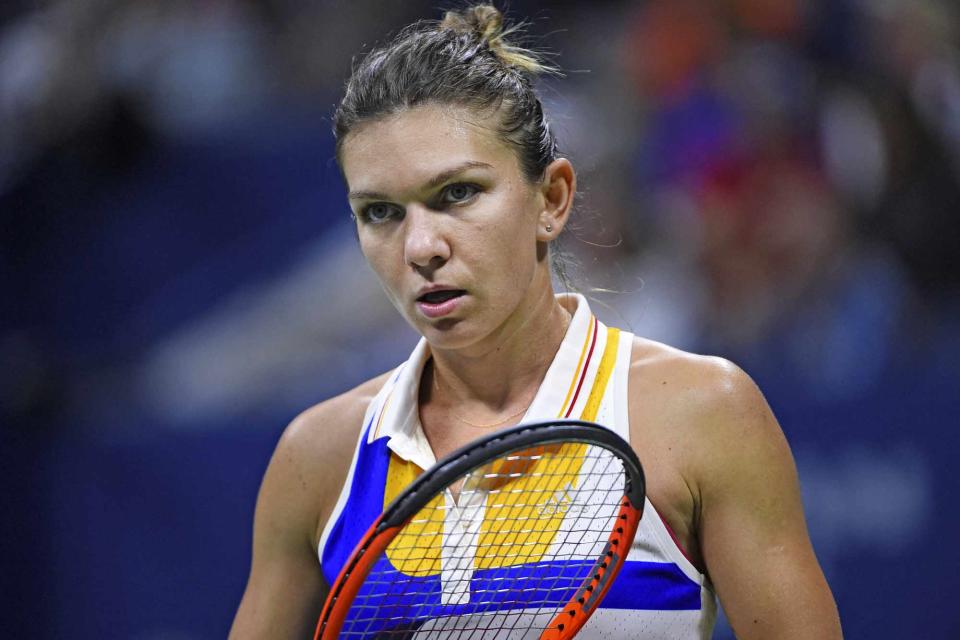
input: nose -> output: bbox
[403,205,450,272]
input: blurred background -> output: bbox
[2,0,958,637]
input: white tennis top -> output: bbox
[319,294,717,639]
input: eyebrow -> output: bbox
[347,161,493,201]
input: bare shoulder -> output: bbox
[625,336,792,534]
[271,370,394,542]
[627,336,778,447]
[280,371,393,474]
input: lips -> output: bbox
[415,287,466,318]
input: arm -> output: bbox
[693,363,842,639]
[229,414,329,640]
[229,385,374,640]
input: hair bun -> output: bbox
[441,5,503,41]
[440,4,547,74]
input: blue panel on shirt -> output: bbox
[336,558,701,636]
[601,560,702,610]
[321,417,391,586]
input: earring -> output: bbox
[545,224,553,232]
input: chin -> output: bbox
[420,319,470,344]
[414,315,488,352]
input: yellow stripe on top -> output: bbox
[384,454,445,575]
[558,315,595,418]
[580,327,620,422]
[476,325,622,570]
[474,440,586,570]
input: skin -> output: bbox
[230,104,842,639]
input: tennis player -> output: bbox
[230,5,842,639]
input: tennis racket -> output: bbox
[315,419,645,640]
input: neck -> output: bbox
[426,289,574,412]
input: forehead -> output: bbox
[339,105,521,193]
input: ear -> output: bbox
[536,158,576,242]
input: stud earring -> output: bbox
[545,224,553,232]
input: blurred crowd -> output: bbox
[2,1,959,638]
[576,0,960,393]
[3,0,959,429]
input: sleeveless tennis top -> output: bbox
[319,294,717,639]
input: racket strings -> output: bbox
[338,443,629,638]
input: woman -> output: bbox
[230,5,842,639]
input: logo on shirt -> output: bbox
[538,482,584,516]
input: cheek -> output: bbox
[471,199,539,275]
[495,191,540,255]
[471,218,527,262]
[359,236,398,284]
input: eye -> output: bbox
[359,202,403,224]
[440,183,480,205]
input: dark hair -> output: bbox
[333,4,559,184]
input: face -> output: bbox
[340,104,555,352]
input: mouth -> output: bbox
[415,288,467,318]
[416,289,466,304]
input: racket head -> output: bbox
[316,419,645,640]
